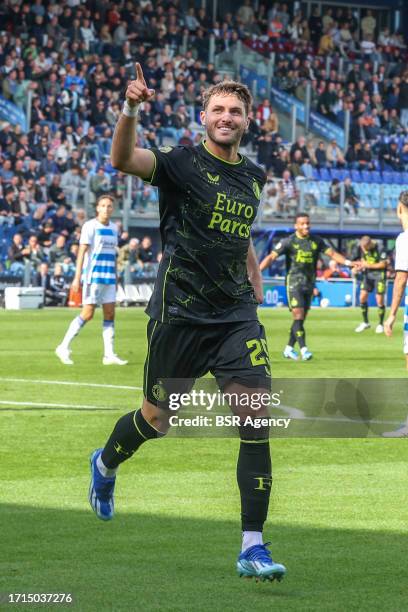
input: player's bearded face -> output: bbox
[202,94,248,147]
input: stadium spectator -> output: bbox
[138,236,154,267]
[361,10,376,41]
[329,179,341,206]
[49,264,69,306]
[0,189,17,228]
[326,140,346,168]
[277,170,298,216]
[379,141,403,171]
[308,7,323,48]
[7,233,26,276]
[315,141,328,168]
[344,178,360,216]
[290,136,309,163]
[118,237,142,280]
[37,220,55,251]
[49,235,69,266]
[322,260,350,279]
[21,235,45,269]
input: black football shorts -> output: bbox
[360,277,386,295]
[286,279,314,312]
[143,318,271,406]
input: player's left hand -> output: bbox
[384,315,395,337]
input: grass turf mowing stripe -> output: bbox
[0,377,142,391]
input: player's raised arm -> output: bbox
[111,63,156,179]
[259,251,278,271]
[325,247,356,269]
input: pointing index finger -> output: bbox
[135,62,146,85]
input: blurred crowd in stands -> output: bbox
[0,0,407,288]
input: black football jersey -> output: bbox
[145,142,266,324]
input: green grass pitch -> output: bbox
[0,307,407,611]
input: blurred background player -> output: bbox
[383,192,408,436]
[353,236,388,334]
[55,195,127,366]
[260,213,356,361]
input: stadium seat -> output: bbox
[402,172,408,185]
[342,169,351,180]
[393,172,404,185]
[361,170,372,183]
[330,168,343,181]
[382,171,393,184]
[391,185,401,198]
[318,181,329,194]
[319,168,331,181]
[372,171,382,183]
[351,169,362,183]
[312,168,320,180]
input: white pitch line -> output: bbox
[0,377,142,391]
[0,400,120,410]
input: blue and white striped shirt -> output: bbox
[80,219,118,285]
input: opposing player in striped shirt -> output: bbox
[55,195,127,366]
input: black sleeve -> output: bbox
[147,146,192,190]
[316,236,332,255]
[272,237,291,257]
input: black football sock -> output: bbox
[361,303,368,323]
[237,427,272,532]
[378,305,385,325]
[101,409,163,469]
[293,319,306,349]
[288,322,297,347]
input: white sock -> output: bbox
[103,320,115,357]
[242,531,263,552]
[60,316,86,349]
[285,344,293,352]
[96,453,117,478]
[301,346,309,355]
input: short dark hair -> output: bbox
[399,191,408,208]
[295,212,310,221]
[202,81,253,116]
[95,194,115,208]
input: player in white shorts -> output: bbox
[55,195,127,366]
[384,190,408,436]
